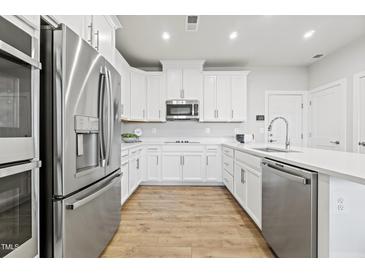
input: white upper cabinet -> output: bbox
[166,69,183,99]
[231,75,247,121]
[114,50,130,120]
[182,69,203,100]
[51,15,121,64]
[130,69,146,121]
[203,71,249,122]
[91,16,115,63]
[146,73,165,121]
[161,60,204,101]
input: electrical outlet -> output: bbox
[336,197,346,214]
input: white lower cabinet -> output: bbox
[121,161,129,204]
[234,162,247,208]
[223,145,262,229]
[162,153,182,182]
[205,146,222,182]
[145,146,162,182]
[182,153,205,183]
[246,167,262,228]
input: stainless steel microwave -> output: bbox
[166,100,199,120]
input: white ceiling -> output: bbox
[116,15,365,68]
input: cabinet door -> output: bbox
[203,76,217,121]
[182,154,204,183]
[162,153,182,182]
[166,69,182,99]
[183,69,202,100]
[136,157,143,185]
[216,76,231,121]
[121,162,129,204]
[231,75,247,121]
[114,51,130,119]
[92,16,114,63]
[54,15,87,39]
[147,74,163,121]
[128,158,137,194]
[246,168,262,228]
[146,153,161,181]
[206,153,221,182]
[130,71,146,120]
[234,163,247,208]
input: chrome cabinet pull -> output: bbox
[95,30,100,51]
[231,110,234,119]
[156,155,159,166]
[159,110,161,119]
[359,141,365,147]
[330,140,340,145]
[87,23,93,44]
[241,169,245,184]
[206,156,208,165]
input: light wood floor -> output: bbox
[101,186,274,258]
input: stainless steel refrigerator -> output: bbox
[40,24,121,258]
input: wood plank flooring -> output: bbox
[101,186,274,258]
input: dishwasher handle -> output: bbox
[262,162,308,185]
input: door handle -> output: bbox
[330,140,340,145]
[98,71,107,167]
[94,30,100,51]
[0,160,41,178]
[87,23,93,45]
[66,171,122,210]
[358,141,365,147]
[105,68,113,166]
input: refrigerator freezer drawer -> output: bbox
[56,171,121,258]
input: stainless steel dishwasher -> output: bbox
[261,158,318,258]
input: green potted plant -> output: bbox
[121,133,139,143]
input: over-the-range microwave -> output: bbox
[166,100,199,120]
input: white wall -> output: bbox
[122,66,308,141]
[308,36,365,151]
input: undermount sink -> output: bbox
[252,147,300,153]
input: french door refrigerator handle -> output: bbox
[98,71,106,167]
[65,171,122,210]
[105,68,113,165]
[0,40,42,69]
[0,160,41,178]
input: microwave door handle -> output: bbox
[0,160,41,178]
[98,72,106,167]
[0,40,42,69]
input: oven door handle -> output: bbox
[0,160,42,178]
[0,40,42,69]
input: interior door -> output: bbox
[203,75,217,121]
[216,76,231,121]
[309,80,346,151]
[267,93,304,147]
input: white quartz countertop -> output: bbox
[223,142,365,185]
[120,138,365,184]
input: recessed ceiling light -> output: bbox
[229,31,238,40]
[303,30,315,39]
[162,32,170,41]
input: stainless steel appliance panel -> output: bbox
[104,61,121,175]
[0,17,40,164]
[262,159,317,258]
[166,99,199,120]
[53,25,106,196]
[60,170,121,258]
[0,160,40,258]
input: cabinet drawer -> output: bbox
[223,154,234,175]
[235,150,261,171]
[223,169,234,194]
[130,147,143,157]
[222,146,234,158]
[206,145,220,154]
[163,145,204,152]
[146,146,161,152]
[121,149,129,162]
